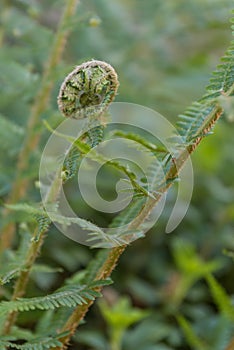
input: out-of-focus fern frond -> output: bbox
[206,274,234,321]
[0,114,24,156]
[177,315,208,350]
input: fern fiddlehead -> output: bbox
[1,60,119,337]
[58,60,119,119]
[57,60,119,181]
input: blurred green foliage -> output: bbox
[0,0,233,349]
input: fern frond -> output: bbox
[82,195,146,248]
[87,125,104,147]
[2,326,34,341]
[203,31,234,100]
[106,151,169,239]
[0,266,22,286]
[206,274,234,321]
[111,130,167,153]
[50,212,104,233]
[62,145,81,182]
[176,15,234,144]
[7,200,137,248]
[146,155,170,192]
[6,203,49,221]
[5,203,44,215]
[110,195,146,229]
[0,287,96,315]
[37,282,110,334]
[0,262,61,286]
[0,332,66,349]
[44,120,150,197]
[84,250,110,284]
[0,281,110,316]
[33,215,51,242]
[105,159,150,197]
[5,203,51,244]
[35,309,71,336]
[6,203,109,242]
[87,229,145,248]
[176,102,217,144]
[0,230,31,285]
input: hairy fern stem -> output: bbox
[54,105,224,349]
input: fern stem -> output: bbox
[0,0,79,253]
[2,230,45,334]
[53,246,126,350]
[2,169,63,335]
[53,104,224,350]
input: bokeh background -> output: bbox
[0,0,234,349]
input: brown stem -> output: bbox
[0,0,79,253]
[53,246,126,350]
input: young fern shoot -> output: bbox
[52,14,234,350]
[1,60,119,336]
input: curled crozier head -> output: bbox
[58,60,119,119]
